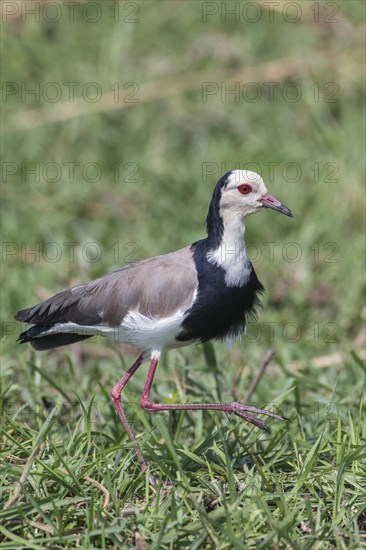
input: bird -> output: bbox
[15,169,293,473]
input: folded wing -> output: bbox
[15,247,198,350]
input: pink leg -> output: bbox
[111,352,148,471]
[140,358,286,431]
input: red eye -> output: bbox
[238,184,252,195]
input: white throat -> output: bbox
[206,209,251,287]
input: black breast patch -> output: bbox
[177,240,264,343]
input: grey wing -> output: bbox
[15,246,198,329]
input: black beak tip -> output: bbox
[281,205,294,218]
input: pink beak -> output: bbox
[260,193,293,218]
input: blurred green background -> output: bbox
[1,1,365,547]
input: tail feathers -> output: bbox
[18,326,91,351]
[30,333,91,351]
[18,325,50,342]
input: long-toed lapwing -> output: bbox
[16,170,293,472]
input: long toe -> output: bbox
[230,402,286,421]
[232,409,270,431]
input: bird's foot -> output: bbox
[226,402,287,432]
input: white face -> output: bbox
[220,170,268,217]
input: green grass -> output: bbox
[1,0,365,547]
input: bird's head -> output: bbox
[219,170,293,219]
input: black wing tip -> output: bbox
[15,309,29,322]
[15,305,38,323]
